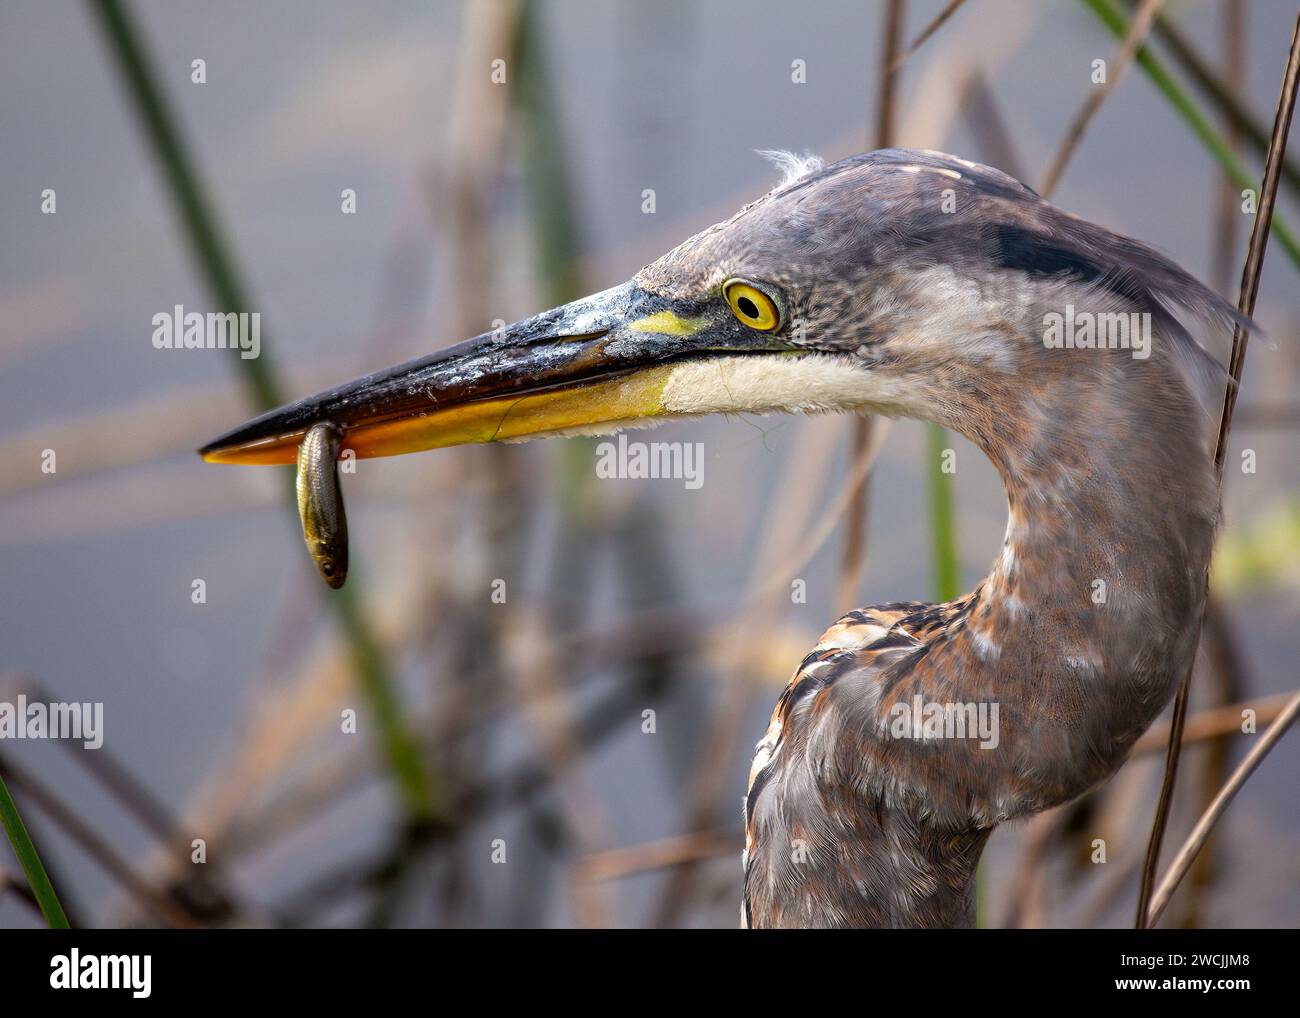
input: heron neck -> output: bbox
[744,353,1221,929]
[862,360,1218,928]
[944,354,1219,805]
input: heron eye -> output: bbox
[723,279,781,332]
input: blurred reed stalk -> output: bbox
[1180,0,1249,927]
[837,0,904,611]
[889,0,969,74]
[0,752,201,927]
[86,0,438,825]
[1081,0,1300,267]
[511,0,619,926]
[0,774,68,927]
[427,0,523,926]
[1136,8,1300,928]
[1146,690,1300,925]
[888,0,962,607]
[1126,0,1300,198]
[1039,0,1164,198]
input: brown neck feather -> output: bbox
[744,341,1220,929]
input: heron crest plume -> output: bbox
[755,148,827,188]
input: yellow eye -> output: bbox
[723,279,781,332]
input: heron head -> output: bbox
[200,149,1239,466]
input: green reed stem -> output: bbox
[88,0,437,825]
[1081,0,1300,267]
[0,774,70,928]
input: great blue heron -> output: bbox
[201,149,1251,928]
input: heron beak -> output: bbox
[199,281,768,466]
